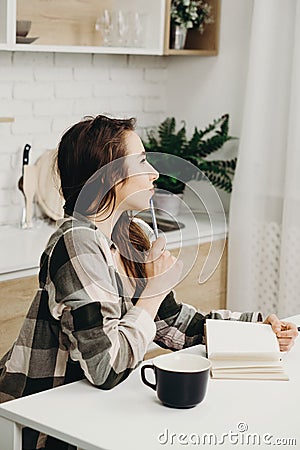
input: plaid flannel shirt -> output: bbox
[0,215,262,449]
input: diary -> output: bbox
[205,319,289,380]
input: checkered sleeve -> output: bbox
[154,291,264,350]
[48,227,156,390]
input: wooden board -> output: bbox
[170,240,227,312]
[0,275,38,358]
[0,117,14,123]
[17,0,112,46]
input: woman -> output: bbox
[0,115,298,450]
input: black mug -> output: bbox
[141,353,211,408]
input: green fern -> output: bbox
[219,113,229,136]
[143,114,237,194]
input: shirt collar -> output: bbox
[60,212,118,251]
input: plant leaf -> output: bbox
[143,114,238,194]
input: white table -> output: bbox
[0,315,299,450]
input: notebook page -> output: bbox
[206,320,280,359]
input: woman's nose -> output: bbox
[150,165,159,181]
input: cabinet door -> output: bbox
[145,239,227,360]
[170,239,227,312]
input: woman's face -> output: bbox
[115,131,159,212]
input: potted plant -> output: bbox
[143,114,237,215]
[170,0,214,49]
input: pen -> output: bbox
[149,197,159,239]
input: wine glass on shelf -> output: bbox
[95,9,112,46]
[116,10,129,46]
[132,12,143,47]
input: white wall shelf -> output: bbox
[4,44,165,56]
[0,0,166,55]
[0,0,220,56]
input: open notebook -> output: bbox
[205,319,289,380]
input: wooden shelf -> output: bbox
[0,117,14,123]
[164,0,220,56]
[166,49,218,56]
[10,44,162,55]
[14,0,165,54]
[0,0,220,56]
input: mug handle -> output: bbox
[141,364,156,391]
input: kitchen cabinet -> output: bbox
[0,240,227,358]
[0,275,37,358]
[146,238,227,359]
[170,239,227,312]
[0,0,220,56]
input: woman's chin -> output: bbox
[126,201,150,213]
[122,193,153,212]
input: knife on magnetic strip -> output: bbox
[18,143,31,227]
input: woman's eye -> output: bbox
[140,158,147,164]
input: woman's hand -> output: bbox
[135,236,183,319]
[263,314,299,352]
[144,236,183,298]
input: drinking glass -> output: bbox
[95,9,113,46]
[116,10,129,46]
[131,12,143,47]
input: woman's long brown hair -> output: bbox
[57,115,150,297]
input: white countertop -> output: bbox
[0,221,56,281]
[0,210,227,281]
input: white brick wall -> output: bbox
[0,51,168,225]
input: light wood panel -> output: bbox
[16,0,162,49]
[0,275,38,358]
[0,117,14,123]
[17,0,112,46]
[170,240,227,312]
[144,347,172,361]
[145,239,227,359]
